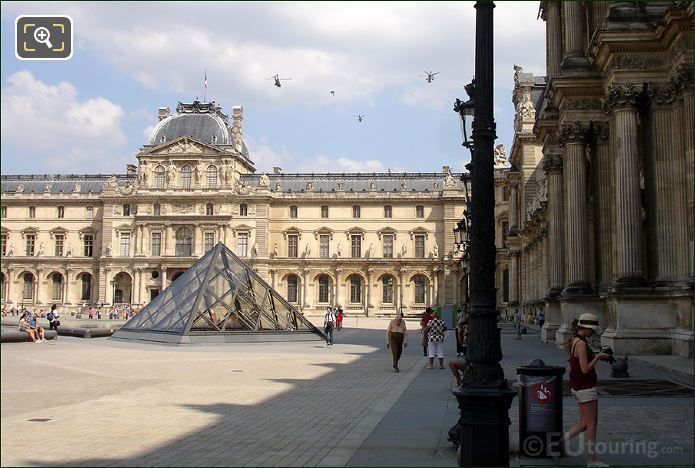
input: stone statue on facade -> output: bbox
[38,242,45,256]
[303,243,311,257]
[251,242,259,258]
[367,243,374,258]
[401,243,407,256]
[273,242,279,257]
[494,144,507,167]
[444,172,456,188]
[139,167,149,186]
[72,183,81,193]
[433,241,439,258]
[194,165,202,186]
[167,163,177,185]
[7,241,14,257]
[15,184,24,193]
[66,244,73,257]
[105,242,112,256]
[103,175,119,191]
[259,173,270,188]
[44,185,52,193]
[337,243,342,257]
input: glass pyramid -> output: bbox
[112,242,324,344]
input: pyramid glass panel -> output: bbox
[113,242,323,343]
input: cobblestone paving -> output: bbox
[1,328,420,467]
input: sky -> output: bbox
[1,1,546,176]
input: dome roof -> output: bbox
[149,112,231,146]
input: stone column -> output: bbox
[509,251,520,305]
[64,269,71,304]
[543,1,563,79]
[399,269,406,312]
[603,84,645,284]
[334,268,341,307]
[104,268,113,304]
[542,234,550,296]
[562,1,585,64]
[98,267,106,303]
[301,270,309,310]
[543,152,565,294]
[133,269,140,304]
[35,269,44,304]
[591,122,614,288]
[193,224,202,256]
[7,268,15,305]
[432,269,439,306]
[559,122,590,291]
[164,224,173,256]
[679,79,694,276]
[509,181,519,229]
[366,269,374,312]
[161,267,168,291]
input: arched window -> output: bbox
[207,165,218,188]
[81,274,92,301]
[287,275,298,303]
[51,273,63,301]
[154,165,166,188]
[382,276,394,304]
[414,275,426,304]
[350,275,362,303]
[23,273,34,300]
[180,165,192,189]
[318,275,330,303]
[175,227,193,256]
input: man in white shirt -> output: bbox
[324,307,336,346]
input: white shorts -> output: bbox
[571,387,598,403]
[427,341,444,358]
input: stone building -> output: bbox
[501,1,693,357]
[0,100,468,317]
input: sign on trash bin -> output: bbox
[522,375,557,432]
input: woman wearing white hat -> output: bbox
[561,313,611,467]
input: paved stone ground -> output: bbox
[1,319,692,467]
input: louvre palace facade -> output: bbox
[496,1,694,357]
[1,100,469,317]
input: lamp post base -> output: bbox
[452,384,517,467]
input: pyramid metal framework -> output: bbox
[112,242,324,344]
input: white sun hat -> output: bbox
[577,313,603,335]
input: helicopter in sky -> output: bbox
[266,74,292,87]
[355,114,365,122]
[420,71,440,83]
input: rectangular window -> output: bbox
[319,235,330,258]
[502,221,509,246]
[123,204,131,216]
[29,206,36,218]
[153,204,161,216]
[1,234,6,256]
[415,235,425,258]
[318,279,329,303]
[86,206,94,219]
[151,232,161,256]
[503,186,510,201]
[52,277,62,301]
[416,205,424,218]
[383,235,394,258]
[351,235,361,258]
[240,204,248,216]
[57,206,65,218]
[54,234,64,257]
[83,234,93,257]
[288,235,298,258]
[321,206,329,218]
[290,206,297,218]
[1,206,6,218]
[26,234,36,256]
[384,205,392,218]
[120,233,130,256]
[352,205,361,218]
[23,278,33,300]
[204,232,215,252]
[237,233,248,257]
[81,277,91,301]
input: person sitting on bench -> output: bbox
[18,312,40,342]
[28,312,46,342]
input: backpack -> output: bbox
[46,312,54,322]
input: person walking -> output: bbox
[425,311,447,369]
[537,308,545,330]
[323,306,336,346]
[336,307,344,331]
[558,313,611,467]
[46,304,60,334]
[386,314,408,372]
[513,309,522,340]
[419,307,434,357]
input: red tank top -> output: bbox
[568,337,598,390]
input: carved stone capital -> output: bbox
[542,153,563,174]
[648,81,679,108]
[602,83,644,112]
[593,121,610,143]
[672,66,693,94]
[559,122,590,146]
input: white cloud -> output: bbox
[1,70,127,172]
[295,155,386,173]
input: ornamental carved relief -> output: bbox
[602,83,644,112]
[174,203,195,213]
[611,55,663,71]
[559,122,590,146]
[103,175,119,191]
[542,153,563,173]
[561,98,602,111]
[648,81,679,107]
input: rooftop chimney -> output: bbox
[273,167,283,174]
[158,107,170,121]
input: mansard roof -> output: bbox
[0,174,136,194]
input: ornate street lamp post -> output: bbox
[452,2,515,466]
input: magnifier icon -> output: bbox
[33,27,53,49]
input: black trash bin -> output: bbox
[517,359,565,458]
